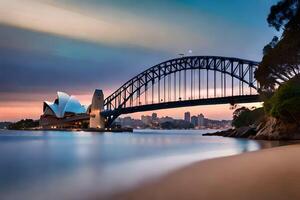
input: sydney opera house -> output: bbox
[40,92,90,129]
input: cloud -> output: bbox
[0,0,207,52]
[0,24,172,104]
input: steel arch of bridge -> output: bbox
[102,56,260,126]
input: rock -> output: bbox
[238,127,257,138]
[202,129,233,136]
[204,117,300,140]
[203,127,257,138]
[254,117,300,140]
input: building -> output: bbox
[121,117,132,126]
[184,112,191,122]
[191,115,198,127]
[40,91,89,128]
[159,116,174,123]
[198,113,205,128]
[141,115,152,125]
[152,113,158,121]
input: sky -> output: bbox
[0,0,278,121]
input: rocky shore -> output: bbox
[203,117,300,140]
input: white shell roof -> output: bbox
[43,91,87,118]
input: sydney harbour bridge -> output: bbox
[88,56,260,128]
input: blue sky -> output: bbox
[0,0,279,120]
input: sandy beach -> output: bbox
[111,144,300,200]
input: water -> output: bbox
[0,129,288,200]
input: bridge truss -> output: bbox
[102,56,260,126]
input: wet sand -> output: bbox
[112,144,300,200]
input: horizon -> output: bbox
[0,102,242,122]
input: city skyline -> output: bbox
[0,0,274,121]
[127,111,211,121]
[119,111,231,129]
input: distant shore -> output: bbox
[111,144,300,200]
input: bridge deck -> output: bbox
[102,95,260,116]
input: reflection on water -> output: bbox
[0,129,291,200]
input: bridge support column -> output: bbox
[89,89,106,129]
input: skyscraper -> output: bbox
[198,113,205,128]
[184,112,191,122]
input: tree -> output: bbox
[8,119,39,130]
[232,107,265,128]
[264,76,300,123]
[255,0,300,91]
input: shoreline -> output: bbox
[203,125,300,140]
[111,144,300,200]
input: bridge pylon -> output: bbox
[89,89,106,129]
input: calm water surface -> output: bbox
[0,129,289,200]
